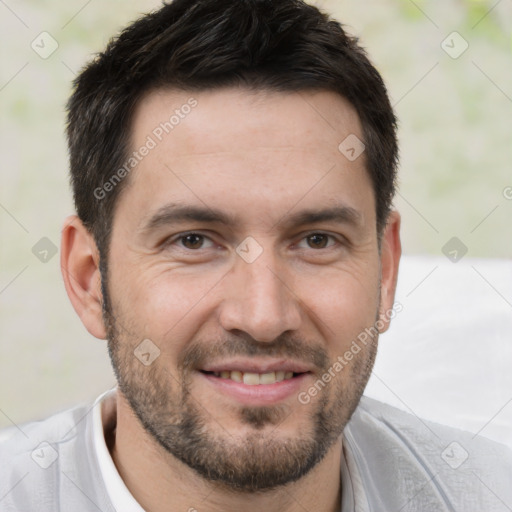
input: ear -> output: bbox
[378,210,401,333]
[60,215,106,339]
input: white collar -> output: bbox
[92,389,145,512]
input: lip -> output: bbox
[200,357,314,374]
[199,371,311,406]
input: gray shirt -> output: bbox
[1,393,511,511]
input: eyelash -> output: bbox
[163,231,345,252]
[171,232,217,250]
[295,232,339,250]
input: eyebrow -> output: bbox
[140,204,237,233]
[277,206,363,230]
[140,203,363,234]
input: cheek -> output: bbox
[298,266,380,350]
[111,266,221,343]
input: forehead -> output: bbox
[116,86,374,230]
[132,86,363,156]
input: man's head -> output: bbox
[61,0,401,493]
[66,0,398,258]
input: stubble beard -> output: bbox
[101,277,379,492]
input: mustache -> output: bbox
[180,332,330,372]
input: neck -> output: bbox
[110,393,342,512]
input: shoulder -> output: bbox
[0,403,91,462]
[0,402,113,512]
[344,396,512,511]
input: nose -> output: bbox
[218,251,302,343]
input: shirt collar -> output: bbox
[92,388,145,512]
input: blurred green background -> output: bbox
[0,0,511,428]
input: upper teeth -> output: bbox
[212,370,294,385]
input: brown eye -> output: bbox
[181,233,205,249]
[306,233,330,249]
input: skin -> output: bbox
[61,87,401,512]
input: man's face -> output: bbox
[103,87,393,491]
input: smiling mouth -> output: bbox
[200,370,306,385]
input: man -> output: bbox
[1,0,510,510]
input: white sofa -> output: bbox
[365,255,512,449]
